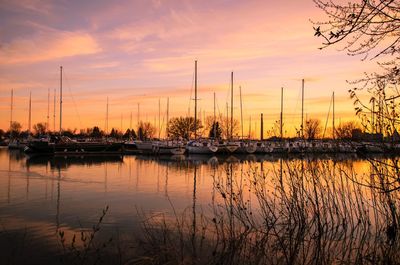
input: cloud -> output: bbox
[0,0,55,15]
[0,30,101,65]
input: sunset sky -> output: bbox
[0,0,377,138]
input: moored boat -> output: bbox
[186,140,218,154]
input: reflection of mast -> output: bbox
[165,163,169,197]
[7,155,11,203]
[56,167,61,230]
[191,165,198,258]
[157,162,160,192]
[229,163,234,239]
[279,158,283,188]
[104,161,108,194]
[26,162,30,199]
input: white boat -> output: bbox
[216,141,241,154]
[186,140,218,154]
[135,140,154,153]
[234,141,256,154]
[152,141,186,155]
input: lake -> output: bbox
[0,147,398,264]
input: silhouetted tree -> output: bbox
[208,121,222,139]
[168,117,202,140]
[33,122,47,136]
[217,114,239,139]
[123,129,137,139]
[62,129,75,138]
[336,121,361,140]
[304,118,321,140]
[8,121,22,138]
[137,122,156,140]
[90,126,103,138]
[109,128,122,139]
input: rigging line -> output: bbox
[188,69,195,117]
[63,69,83,129]
[322,94,333,138]
[291,85,302,132]
[216,96,222,122]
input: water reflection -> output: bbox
[26,154,124,169]
[0,147,399,264]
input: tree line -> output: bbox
[1,116,364,141]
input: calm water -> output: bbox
[0,147,393,263]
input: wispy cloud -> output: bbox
[0,30,101,65]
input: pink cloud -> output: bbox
[0,30,101,65]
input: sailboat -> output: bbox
[235,86,257,154]
[152,98,186,155]
[217,72,240,154]
[186,61,218,154]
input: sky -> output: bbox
[0,0,377,138]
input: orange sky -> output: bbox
[0,0,377,138]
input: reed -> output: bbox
[132,158,400,265]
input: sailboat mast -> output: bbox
[59,66,63,135]
[226,102,228,140]
[130,111,132,139]
[280,87,283,140]
[249,115,252,139]
[120,113,123,134]
[240,86,243,140]
[106,97,109,135]
[301,79,304,139]
[166,97,169,138]
[53,89,56,132]
[194,60,198,140]
[28,91,32,134]
[10,89,13,130]
[158,98,161,139]
[332,91,335,139]
[213,92,216,139]
[137,103,140,127]
[230,72,233,140]
[130,112,132,131]
[47,89,50,132]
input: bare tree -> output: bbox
[313,0,400,136]
[33,122,47,136]
[137,122,156,140]
[167,117,202,140]
[304,118,321,140]
[9,121,22,138]
[335,121,361,139]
